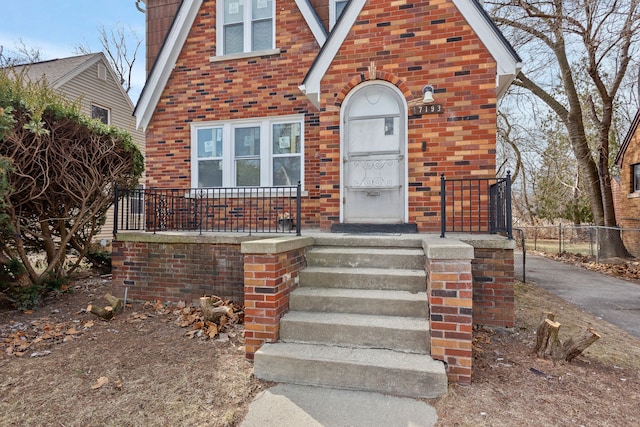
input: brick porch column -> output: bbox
[241,236,313,359]
[424,238,474,385]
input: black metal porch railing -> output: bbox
[113,183,302,236]
[440,172,512,239]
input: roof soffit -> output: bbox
[135,0,203,130]
[616,109,640,167]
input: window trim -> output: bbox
[191,115,305,189]
[91,104,110,125]
[633,163,640,193]
[216,0,276,57]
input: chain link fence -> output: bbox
[514,225,640,262]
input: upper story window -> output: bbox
[192,115,303,188]
[91,104,110,125]
[329,0,348,29]
[219,0,275,55]
[633,163,640,193]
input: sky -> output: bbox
[0,1,147,102]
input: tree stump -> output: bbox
[533,312,600,361]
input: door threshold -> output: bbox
[331,223,418,234]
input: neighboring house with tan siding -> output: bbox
[615,110,640,257]
[13,52,145,243]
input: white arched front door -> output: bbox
[342,82,407,223]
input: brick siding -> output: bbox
[471,247,515,328]
[617,128,640,257]
[144,0,499,233]
[243,247,307,358]
[112,236,245,304]
[425,256,473,385]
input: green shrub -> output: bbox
[85,247,112,275]
[0,265,70,310]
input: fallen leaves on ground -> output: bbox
[1,294,244,357]
[143,297,244,340]
[548,252,640,281]
[91,376,109,390]
[1,318,92,356]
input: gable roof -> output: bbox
[11,52,134,110]
[135,0,522,127]
[134,0,203,130]
[300,0,522,108]
[294,0,328,46]
[616,109,640,167]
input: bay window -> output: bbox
[192,116,303,188]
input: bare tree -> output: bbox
[76,24,141,94]
[487,0,640,258]
[0,39,42,67]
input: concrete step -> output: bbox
[289,287,428,317]
[306,247,425,270]
[299,267,426,292]
[311,234,425,249]
[254,342,448,399]
[280,311,430,354]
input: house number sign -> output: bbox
[411,104,444,115]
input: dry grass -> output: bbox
[0,277,270,427]
[433,280,640,426]
[1,276,639,426]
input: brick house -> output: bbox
[114,0,521,388]
[615,110,640,257]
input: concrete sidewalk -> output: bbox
[241,384,438,427]
[515,252,640,339]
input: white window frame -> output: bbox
[216,0,276,57]
[633,163,640,193]
[91,104,110,125]
[191,115,304,189]
[329,0,349,29]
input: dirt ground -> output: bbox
[1,264,640,426]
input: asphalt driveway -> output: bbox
[515,252,640,339]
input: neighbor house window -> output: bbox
[329,0,348,28]
[192,116,303,188]
[218,0,274,55]
[634,163,640,192]
[91,104,110,125]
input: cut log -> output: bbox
[103,294,123,314]
[533,312,600,361]
[563,327,601,362]
[88,304,114,320]
[200,296,232,322]
[88,293,123,320]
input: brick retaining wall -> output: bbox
[112,233,260,305]
[113,233,514,384]
[471,247,515,328]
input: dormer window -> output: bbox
[218,0,274,55]
[329,0,348,29]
